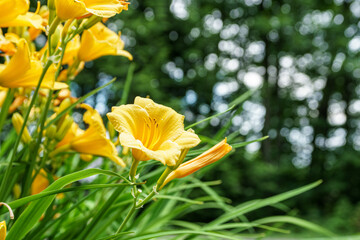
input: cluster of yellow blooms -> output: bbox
[0,0,232,238]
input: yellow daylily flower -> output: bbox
[56,104,125,167]
[0,220,6,240]
[78,22,132,62]
[55,0,129,20]
[161,139,232,187]
[0,0,43,29]
[0,39,66,89]
[107,97,201,166]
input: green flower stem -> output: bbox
[115,200,136,234]
[129,159,140,182]
[115,166,174,235]
[0,88,15,132]
[0,60,52,201]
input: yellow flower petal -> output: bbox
[55,0,88,20]
[0,12,44,29]
[174,129,201,149]
[0,220,6,240]
[0,0,29,24]
[108,104,151,138]
[78,22,132,62]
[162,139,232,186]
[76,0,129,18]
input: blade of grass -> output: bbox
[127,230,262,240]
[187,136,268,158]
[254,216,335,237]
[185,105,235,130]
[204,180,323,229]
[96,232,134,240]
[118,63,136,105]
[155,195,204,205]
[185,89,253,130]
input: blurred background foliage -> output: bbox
[34,0,360,234]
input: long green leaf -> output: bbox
[155,195,204,205]
[185,89,253,130]
[45,78,116,129]
[7,168,123,240]
[118,63,136,105]
[127,230,257,240]
[204,180,322,229]
[0,183,137,216]
[187,136,268,158]
[254,216,335,237]
[185,105,235,130]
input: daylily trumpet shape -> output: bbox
[56,104,125,167]
[78,22,132,62]
[161,139,232,187]
[0,0,43,29]
[0,39,66,89]
[107,97,201,166]
[55,0,129,20]
[0,220,6,240]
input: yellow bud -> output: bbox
[58,98,72,113]
[50,26,61,52]
[80,154,93,162]
[56,98,72,127]
[55,116,73,141]
[13,183,21,199]
[161,139,232,189]
[61,19,74,41]
[46,124,57,139]
[107,121,115,140]
[82,15,102,30]
[12,113,32,144]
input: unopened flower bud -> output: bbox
[107,121,115,140]
[82,15,102,30]
[55,116,73,141]
[46,124,57,139]
[80,154,93,162]
[12,113,32,144]
[56,98,72,127]
[50,26,61,52]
